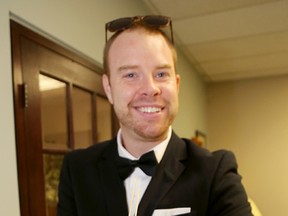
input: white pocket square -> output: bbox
[152,207,191,216]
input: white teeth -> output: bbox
[138,107,161,113]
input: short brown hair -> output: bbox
[103,24,177,75]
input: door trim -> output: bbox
[11,20,105,216]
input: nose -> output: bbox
[139,75,161,97]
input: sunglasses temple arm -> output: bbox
[170,22,174,44]
[105,27,107,42]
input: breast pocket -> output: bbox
[152,207,197,216]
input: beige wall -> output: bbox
[0,2,19,215]
[173,51,207,137]
[0,0,206,215]
[208,75,288,216]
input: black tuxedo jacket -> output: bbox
[57,132,252,216]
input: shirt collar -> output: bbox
[117,126,172,163]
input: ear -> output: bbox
[102,74,113,104]
[176,73,181,93]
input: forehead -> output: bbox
[109,28,173,58]
[115,27,161,43]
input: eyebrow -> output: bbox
[118,64,173,72]
[156,64,173,70]
[118,65,139,72]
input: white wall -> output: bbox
[0,0,206,215]
[208,75,288,216]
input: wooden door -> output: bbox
[11,20,117,216]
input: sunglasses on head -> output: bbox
[105,15,174,43]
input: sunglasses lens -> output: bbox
[143,16,170,27]
[106,16,173,43]
[107,17,133,32]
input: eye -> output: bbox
[157,72,165,77]
[155,71,170,79]
[124,72,136,78]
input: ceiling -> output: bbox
[143,0,288,82]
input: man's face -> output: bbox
[103,29,180,142]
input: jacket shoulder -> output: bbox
[64,139,116,166]
[182,137,234,160]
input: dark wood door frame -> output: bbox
[11,20,115,216]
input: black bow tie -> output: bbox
[116,151,158,180]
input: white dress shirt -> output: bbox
[117,127,172,216]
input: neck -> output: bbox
[120,129,169,158]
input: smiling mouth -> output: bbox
[137,107,162,113]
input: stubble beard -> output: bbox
[117,108,176,142]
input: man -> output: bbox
[57,15,252,216]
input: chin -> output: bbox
[136,126,169,140]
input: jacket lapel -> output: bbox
[137,132,188,216]
[98,140,129,216]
